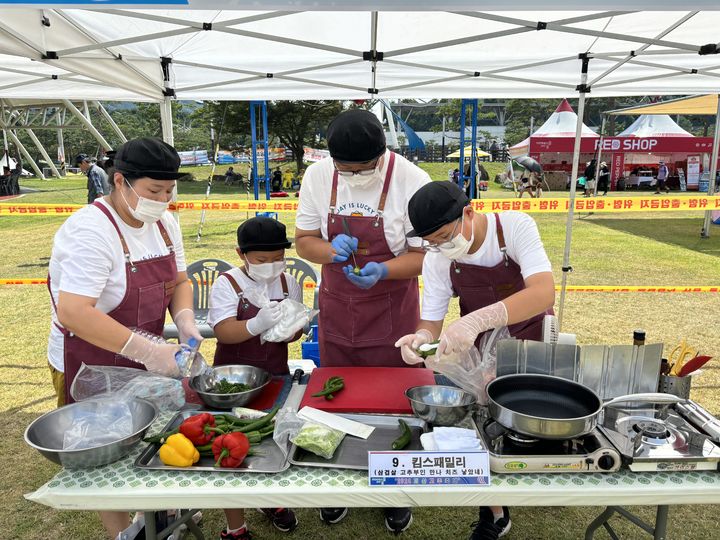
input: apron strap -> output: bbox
[156,220,175,252]
[494,213,510,267]
[46,274,70,335]
[92,201,132,266]
[220,272,242,295]
[330,170,340,215]
[280,273,289,298]
[377,151,396,215]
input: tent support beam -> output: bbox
[63,100,112,151]
[701,93,720,238]
[25,128,60,178]
[160,98,174,146]
[93,101,127,143]
[558,55,590,331]
[57,108,65,174]
[594,116,607,196]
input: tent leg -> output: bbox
[160,98,174,146]
[594,116,606,196]
[701,93,720,238]
[558,55,590,331]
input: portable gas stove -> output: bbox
[599,403,720,472]
[473,413,622,474]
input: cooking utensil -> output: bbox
[299,367,435,414]
[283,368,305,411]
[677,355,712,377]
[341,217,359,271]
[675,400,720,442]
[669,339,698,376]
[189,365,271,410]
[24,397,157,468]
[405,385,477,426]
[486,374,684,440]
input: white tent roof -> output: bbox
[617,114,694,137]
[509,99,598,157]
[1,9,720,101]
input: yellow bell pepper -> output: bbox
[159,433,200,467]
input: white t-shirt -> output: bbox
[421,212,552,321]
[207,267,303,327]
[47,199,186,371]
[295,150,431,256]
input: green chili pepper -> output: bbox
[311,376,345,400]
[391,419,412,450]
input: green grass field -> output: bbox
[2,163,720,539]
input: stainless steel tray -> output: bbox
[134,410,289,474]
[287,413,427,470]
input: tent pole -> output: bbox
[701,93,720,238]
[558,54,590,331]
[57,108,66,175]
[25,128,60,178]
[594,115,606,196]
[160,98,174,146]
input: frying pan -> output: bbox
[486,374,684,440]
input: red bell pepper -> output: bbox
[179,413,219,446]
[212,432,250,468]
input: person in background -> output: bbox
[75,153,110,203]
[396,181,554,540]
[48,138,201,539]
[583,158,597,197]
[282,169,294,189]
[10,159,22,195]
[295,108,430,533]
[655,160,670,194]
[597,161,610,196]
[208,216,302,539]
[224,166,238,186]
[272,167,283,192]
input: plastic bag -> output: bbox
[241,281,317,344]
[290,421,346,459]
[63,399,135,450]
[70,364,186,411]
[424,326,509,405]
[272,407,306,458]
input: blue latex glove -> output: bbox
[331,234,358,263]
[343,261,388,289]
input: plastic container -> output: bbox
[301,325,320,367]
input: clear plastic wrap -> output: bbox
[272,407,306,458]
[62,399,134,450]
[424,326,509,405]
[70,364,186,411]
[241,281,318,343]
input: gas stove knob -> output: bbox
[598,454,616,471]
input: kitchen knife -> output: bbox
[283,368,305,411]
[677,355,712,377]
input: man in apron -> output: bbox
[295,109,430,532]
[396,181,555,540]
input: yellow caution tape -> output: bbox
[2,278,717,293]
[2,195,719,216]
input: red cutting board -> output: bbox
[299,367,435,414]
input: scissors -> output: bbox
[669,339,698,376]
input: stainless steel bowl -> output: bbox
[405,385,477,426]
[24,397,157,469]
[189,365,271,410]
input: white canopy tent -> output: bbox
[0,6,719,327]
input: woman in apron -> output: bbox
[47,138,201,539]
[207,216,303,539]
[295,109,430,532]
[396,180,555,540]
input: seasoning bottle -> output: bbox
[633,330,646,346]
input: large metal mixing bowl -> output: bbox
[189,365,271,410]
[405,385,477,426]
[24,397,157,469]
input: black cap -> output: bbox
[407,181,469,237]
[114,137,183,180]
[237,217,292,253]
[74,153,90,165]
[327,109,386,163]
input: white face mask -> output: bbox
[246,259,286,283]
[438,215,474,260]
[343,169,383,189]
[121,179,169,223]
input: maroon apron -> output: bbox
[319,152,421,367]
[49,201,177,403]
[213,272,290,375]
[450,213,552,343]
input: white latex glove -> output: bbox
[437,301,508,358]
[394,329,434,365]
[173,308,203,345]
[119,332,181,377]
[246,301,281,336]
